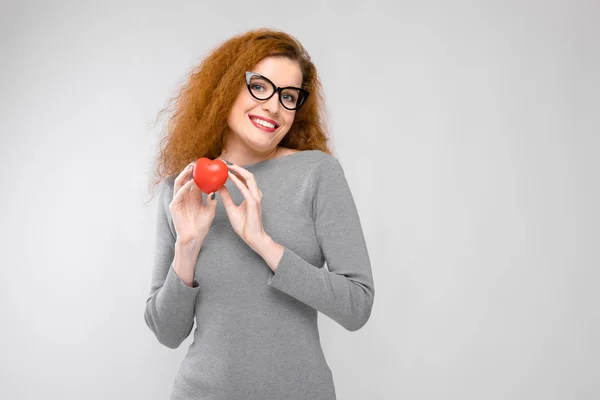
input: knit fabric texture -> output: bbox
[144,150,375,400]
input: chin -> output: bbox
[243,133,276,149]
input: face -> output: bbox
[225,56,303,153]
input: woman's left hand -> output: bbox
[217,164,269,252]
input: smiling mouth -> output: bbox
[249,115,279,130]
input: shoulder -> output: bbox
[300,151,347,194]
[290,150,345,183]
[274,148,339,175]
[307,151,354,216]
[307,150,344,175]
[292,149,341,169]
[157,175,177,206]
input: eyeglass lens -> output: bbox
[248,75,302,109]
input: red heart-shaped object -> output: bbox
[192,158,228,194]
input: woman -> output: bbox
[144,28,375,400]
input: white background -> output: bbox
[1,0,598,399]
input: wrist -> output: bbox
[173,240,202,287]
[176,238,203,251]
[250,233,272,253]
[253,235,284,272]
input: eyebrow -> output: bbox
[253,72,302,89]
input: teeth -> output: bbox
[252,118,276,129]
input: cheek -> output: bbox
[230,100,251,124]
[231,90,256,117]
[242,94,260,112]
[284,113,296,128]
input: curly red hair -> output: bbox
[147,28,332,200]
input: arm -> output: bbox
[144,179,201,348]
[264,155,375,331]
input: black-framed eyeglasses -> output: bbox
[245,71,310,111]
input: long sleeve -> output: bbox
[144,178,201,349]
[267,155,375,331]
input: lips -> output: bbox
[248,114,279,132]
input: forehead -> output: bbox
[251,56,303,87]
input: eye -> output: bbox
[282,93,296,102]
[251,84,265,92]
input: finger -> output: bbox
[173,162,195,194]
[227,164,260,199]
[172,178,195,205]
[228,170,257,204]
[228,169,247,188]
[205,191,218,209]
[217,186,236,216]
[217,186,233,206]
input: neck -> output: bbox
[218,145,279,167]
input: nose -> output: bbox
[261,92,281,115]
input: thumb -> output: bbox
[206,191,218,208]
[217,186,234,211]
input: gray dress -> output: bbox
[144,150,375,399]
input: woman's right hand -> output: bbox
[169,162,218,245]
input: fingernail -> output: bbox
[211,193,215,200]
